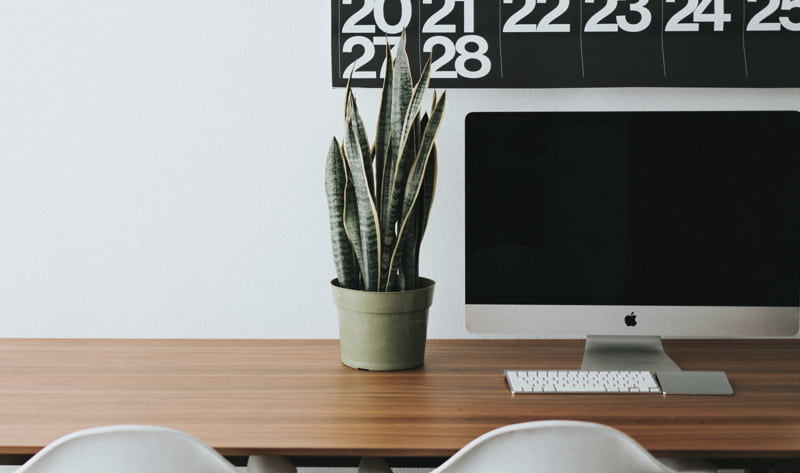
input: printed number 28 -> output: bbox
[423,35,491,79]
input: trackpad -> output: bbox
[656,371,734,395]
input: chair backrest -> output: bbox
[431,420,677,473]
[15,425,240,473]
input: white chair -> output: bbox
[366,420,714,473]
[14,425,296,473]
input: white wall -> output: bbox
[1,2,798,339]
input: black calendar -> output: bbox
[331,0,800,87]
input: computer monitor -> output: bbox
[465,111,800,374]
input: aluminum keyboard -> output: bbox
[505,370,662,394]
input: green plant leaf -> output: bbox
[346,88,375,200]
[382,58,432,264]
[391,32,413,157]
[400,57,432,154]
[342,166,363,290]
[343,114,382,291]
[377,33,417,290]
[381,119,421,290]
[391,32,412,116]
[374,39,394,218]
[417,143,437,252]
[325,138,358,289]
[400,201,418,291]
[384,92,446,290]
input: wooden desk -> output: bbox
[0,339,798,462]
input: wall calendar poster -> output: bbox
[331,0,800,88]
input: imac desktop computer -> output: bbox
[465,111,799,393]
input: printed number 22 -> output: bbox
[503,0,571,33]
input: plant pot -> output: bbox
[331,278,435,371]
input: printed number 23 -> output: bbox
[585,0,652,33]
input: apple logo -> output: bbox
[624,312,638,327]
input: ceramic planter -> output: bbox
[331,278,435,371]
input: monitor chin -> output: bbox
[466,304,800,338]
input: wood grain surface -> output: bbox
[0,338,798,459]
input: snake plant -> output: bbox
[325,34,446,292]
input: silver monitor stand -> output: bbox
[580,335,734,395]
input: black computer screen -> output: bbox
[465,111,800,307]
